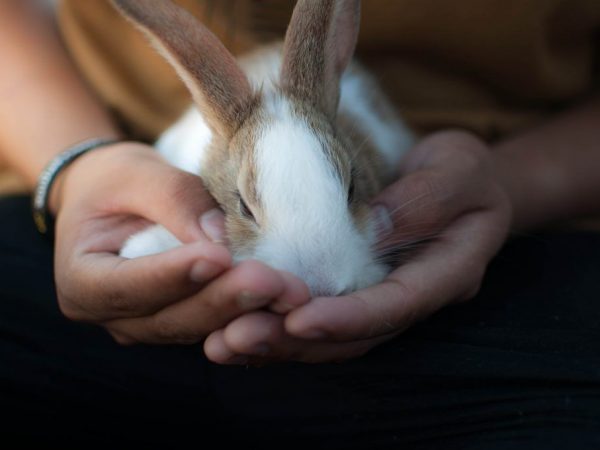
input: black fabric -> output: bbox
[1,194,599,449]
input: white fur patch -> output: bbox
[238,43,282,92]
[339,65,414,180]
[120,45,410,286]
[241,44,413,177]
[252,98,386,296]
[155,107,211,175]
[119,108,209,259]
[120,224,181,258]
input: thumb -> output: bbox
[119,159,225,244]
[371,172,449,244]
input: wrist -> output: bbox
[33,138,123,235]
[50,141,161,215]
[491,141,566,232]
[47,141,117,215]
[48,158,80,216]
[490,97,600,231]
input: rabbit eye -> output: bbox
[347,177,355,204]
[239,196,255,221]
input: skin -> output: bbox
[205,130,513,363]
[0,2,308,346]
[205,99,600,364]
[2,3,600,363]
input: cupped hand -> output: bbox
[53,142,310,345]
[204,130,513,364]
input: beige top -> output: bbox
[57,0,600,140]
[1,0,599,192]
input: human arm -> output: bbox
[204,95,600,364]
[0,1,119,190]
[493,96,600,231]
[0,1,308,344]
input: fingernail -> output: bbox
[190,260,223,282]
[250,343,270,356]
[200,209,226,243]
[371,204,393,238]
[270,302,297,314]
[236,290,269,309]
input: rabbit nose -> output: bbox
[310,285,342,297]
[306,275,345,297]
[337,286,354,296]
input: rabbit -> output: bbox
[113,0,414,297]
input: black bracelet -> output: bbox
[32,138,120,237]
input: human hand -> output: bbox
[53,142,310,345]
[203,130,512,364]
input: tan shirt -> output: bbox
[1,0,599,193]
[57,0,600,141]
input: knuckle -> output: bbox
[164,171,206,205]
[164,172,191,198]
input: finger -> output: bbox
[65,143,221,245]
[76,215,155,254]
[117,156,221,243]
[203,329,241,364]
[374,135,494,246]
[398,130,489,174]
[104,260,305,345]
[268,271,311,314]
[206,312,391,364]
[286,208,509,341]
[374,167,486,244]
[107,329,137,346]
[60,240,231,321]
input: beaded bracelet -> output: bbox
[32,138,120,236]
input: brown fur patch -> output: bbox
[116,0,389,260]
[199,105,268,257]
[112,0,259,138]
[284,87,383,235]
[281,0,360,119]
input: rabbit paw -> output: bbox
[120,224,182,258]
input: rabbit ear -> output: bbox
[112,0,256,139]
[281,0,360,120]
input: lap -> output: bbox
[209,230,600,449]
[1,195,599,449]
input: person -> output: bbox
[0,0,599,448]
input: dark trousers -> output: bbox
[1,195,599,449]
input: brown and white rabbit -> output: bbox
[114,0,414,297]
